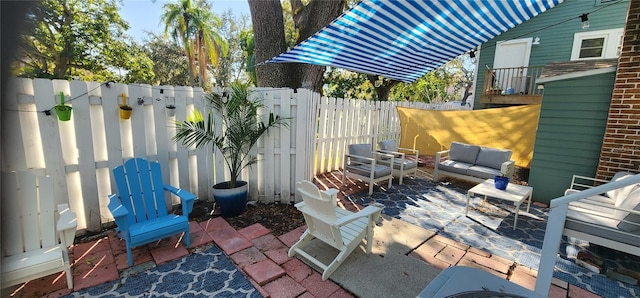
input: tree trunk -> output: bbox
[248,0,290,88]
[367,75,400,101]
[249,0,345,93]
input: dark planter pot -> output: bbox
[494,176,509,190]
[212,180,248,217]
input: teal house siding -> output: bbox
[528,72,616,203]
[473,0,628,108]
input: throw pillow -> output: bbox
[475,147,512,170]
[348,144,373,164]
[606,172,639,206]
[448,142,480,165]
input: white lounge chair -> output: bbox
[377,140,419,184]
[343,143,394,195]
[288,180,383,280]
[1,172,77,289]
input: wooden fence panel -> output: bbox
[33,79,69,208]
[3,78,30,172]
[278,89,292,203]
[152,85,173,206]
[4,78,471,232]
[70,80,101,231]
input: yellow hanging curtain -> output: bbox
[397,105,541,168]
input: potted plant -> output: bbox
[494,174,510,190]
[54,92,72,121]
[164,96,176,117]
[119,93,132,119]
[173,82,288,217]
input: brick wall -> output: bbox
[596,0,640,179]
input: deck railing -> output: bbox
[482,66,544,96]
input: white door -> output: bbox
[492,38,532,93]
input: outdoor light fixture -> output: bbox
[532,37,540,45]
[580,13,589,29]
[469,48,476,63]
[374,76,383,87]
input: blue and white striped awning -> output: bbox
[267,0,563,83]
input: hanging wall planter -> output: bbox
[166,105,176,117]
[119,93,132,120]
[54,92,72,121]
[165,95,176,117]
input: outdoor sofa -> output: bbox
[433,141,514,183]
[564,172,640,257]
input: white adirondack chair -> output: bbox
[1,172,77,289]
[289,180,383,280]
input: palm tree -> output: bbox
[161,0,228,88]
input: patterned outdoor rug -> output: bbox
[351,178,640,298]
[63,244,260,298]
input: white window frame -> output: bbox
[570,28,624,60]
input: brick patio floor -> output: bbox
[3,158,602,298]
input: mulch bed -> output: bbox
[189,199,305,237]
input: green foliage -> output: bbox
[390,69,454,103]
[161,0,229,89]
[238,29,256,86]
[13,0,153,82]
[174,82,289,188]
[215,11,252,87]
[323,56,475,102]
[142,34,190,86]
[324,68,374,99]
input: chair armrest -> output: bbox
[500,160,515,178]
[164,184,197,215]
[377,149,406,159]
[570,175,611,191]
[56,203,78,248]
[398,147,419,159]
[108,194,130,231]
[372,151,395,162]
[345,152,394,167]
[56,203,78,232]
[320,188,339,206]
[435,150,450,163]
[335,204,383,226]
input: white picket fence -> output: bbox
[2,78,467,232]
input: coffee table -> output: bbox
[466,179,533,230]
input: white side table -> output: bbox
[466,179,533,230]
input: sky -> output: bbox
[118,0,251,42]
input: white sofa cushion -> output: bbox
[345,164,392,178]
[475,147,512,170]
[378,158,418,170]
[606,172,639,206]
[467,165,502,180]
[438,160,472,175]
[616,188,640,232]
[449,142,480,165]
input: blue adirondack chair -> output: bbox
[108,158,196,266]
